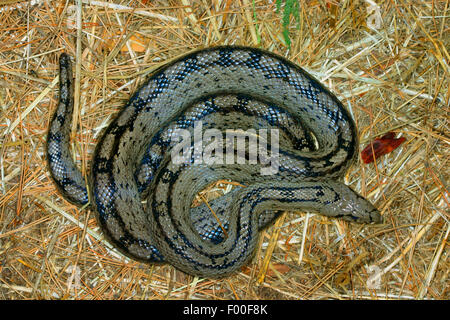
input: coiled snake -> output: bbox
[47,46,381,278]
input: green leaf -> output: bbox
[276,0,301,49]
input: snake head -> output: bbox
[328,182,382,224]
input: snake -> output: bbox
[47,46,381,278]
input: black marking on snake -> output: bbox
[216,50,235,67]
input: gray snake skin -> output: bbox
[47,46,381,278]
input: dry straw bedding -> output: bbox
[0,0,448,299]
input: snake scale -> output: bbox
[47,46,381,278]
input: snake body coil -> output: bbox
[47,46,381,278]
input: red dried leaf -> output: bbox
[361,132,406,164]
[266,263,291,277]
